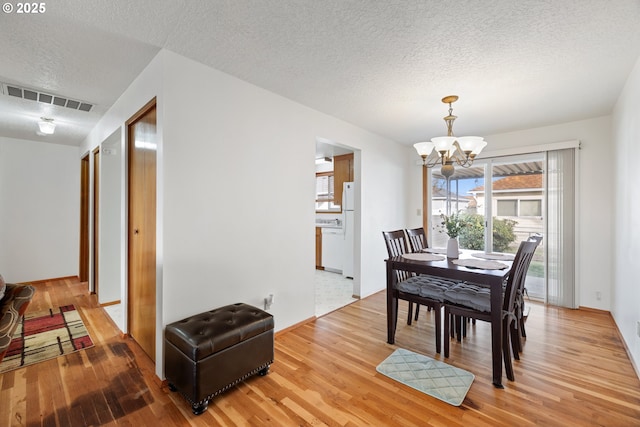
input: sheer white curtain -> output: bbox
[546,148,576,307]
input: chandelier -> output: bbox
[413,95,486,179]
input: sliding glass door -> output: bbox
[430,152,546,300]
[488,154,545,300]
[430,164,485,249]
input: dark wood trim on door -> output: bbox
[79,153,90,283]
[92,147,100,295]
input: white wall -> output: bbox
[82,49,412,378]
[408,115,614,311]
[97,129,123,304]
[160,48,411,322]
[80,53,165,361]
[612,56,640,374]
[0,137,79,282]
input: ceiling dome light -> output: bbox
[38,117,55,135]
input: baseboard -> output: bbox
[100,300,121,307]
[19,275,78,285]
[610,312,640,380]
[275,316,315,337]
[577,305,610,314]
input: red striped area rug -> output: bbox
[0,304,93,373]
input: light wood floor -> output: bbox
[1,277,639,426]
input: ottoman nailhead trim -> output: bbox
[178,360,273,408]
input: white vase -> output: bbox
[447,237,459,259]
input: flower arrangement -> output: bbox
[439,212,467,238]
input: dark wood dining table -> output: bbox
[385,250,512,388]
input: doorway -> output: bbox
[127,99,157,362]
[314,139,360,316]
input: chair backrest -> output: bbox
[503,240,539,312]
[518,234,543,295]
[405,227,428,253]
[382,230,411,282]
[527,233,543,244]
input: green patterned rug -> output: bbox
[376,348,474,406]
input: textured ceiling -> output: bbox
[1,0,640,147]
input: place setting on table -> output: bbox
[452,256,510,270]
[455,251,514,270]
[410,246,513,270]
[400,252,445,262]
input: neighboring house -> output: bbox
[430,185,473,247]
[431,186,472,216]
[469,174,544,243]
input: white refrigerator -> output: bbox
[342,182,354,279]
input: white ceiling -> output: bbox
[1,0,640,148]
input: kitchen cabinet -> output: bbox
[333,153,353,211]
[316,227,322,269]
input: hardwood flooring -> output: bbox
[1,277,639,426]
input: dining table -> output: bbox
[385,249,513,388]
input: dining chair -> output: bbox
[382,230,458,353]
[443,240,539,381]
[512,234,543,354]
[382,230,421,325]
[405,227,431,320]
[405,227,428,253]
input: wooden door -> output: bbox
[127,100,157,362]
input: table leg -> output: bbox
[490,281,503,388]
[386,261,397,344]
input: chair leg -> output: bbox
[434,305,442,354]
[510,320,520,360]
[443,307,450,357]
[520,304,529,338]
[414,304,420,321]
[462,317,467,338]
[455,315,462,342]
[515,304,528,352]
[450,313,456,338]
[407,302,414,325]
[503,317,515,381]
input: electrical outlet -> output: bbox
[596,291,601,301]
[637,321,640,338]
[264,294,274,310]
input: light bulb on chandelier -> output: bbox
[413,95,486,179]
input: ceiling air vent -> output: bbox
[1,82,94,112]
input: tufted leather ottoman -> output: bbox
[164,303,274,415]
